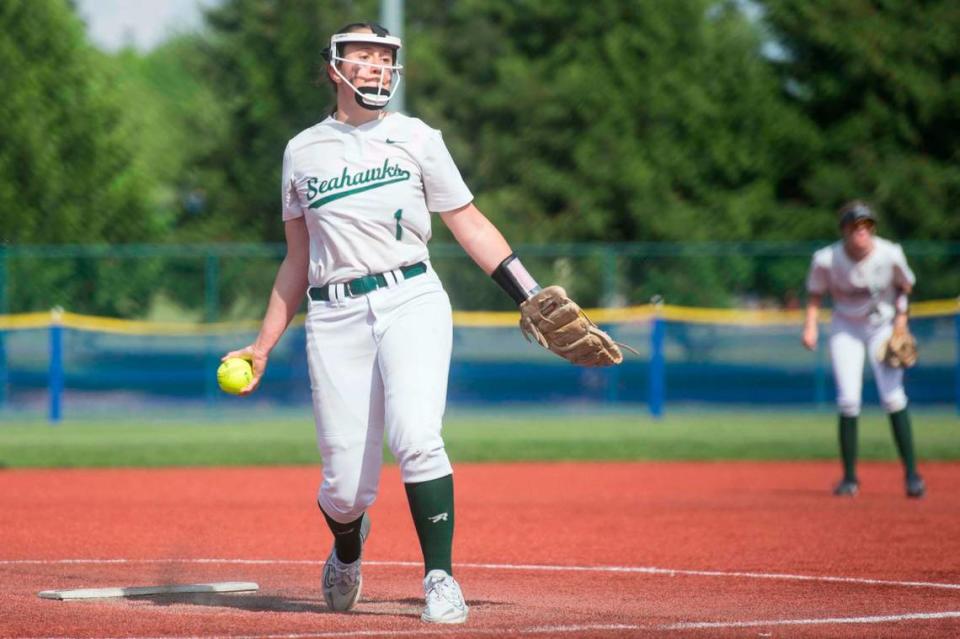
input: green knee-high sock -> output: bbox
[889,409,918,478]
[839,415,858,481]
[405,474,454,576]
[319,506,364,564]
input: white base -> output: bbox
[38,581,259,600]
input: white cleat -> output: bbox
[321,513,371,612]
[421,569,469,624]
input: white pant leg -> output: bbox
[373,274,454,484]
[830,318,866,417]
[866,322,908,413]
[305,297,386,524]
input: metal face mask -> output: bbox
[327,32,403,110]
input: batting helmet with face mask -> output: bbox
[322,23,403,110]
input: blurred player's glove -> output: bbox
[519,286,624,367]
[881,330,918,368]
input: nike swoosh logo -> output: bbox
[386,139,404,144]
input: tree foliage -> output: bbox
[2,0,959,316]
[762,0,960,239]
[179,0,822,245]
[108,36,231,239]
[0,0,160,245]
[181,0,379,241]
[6,0,960,249]
[411,0,819,244]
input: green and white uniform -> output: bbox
[282,112,472,522]
[806,237,915,416]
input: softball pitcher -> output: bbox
[802,201,925,498]
[221,22,554,624]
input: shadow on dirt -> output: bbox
[133,592,504,617]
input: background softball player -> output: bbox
[222,22,553,624]
[802,201,925,498]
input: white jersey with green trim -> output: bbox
[281,113,473,287]
[806,237,915,325]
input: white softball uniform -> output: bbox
[282,114,472,285]
[282,113,473,523]
[806,238,916,416]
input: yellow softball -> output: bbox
[217,357,253,395]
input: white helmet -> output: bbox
[325,28,403,110]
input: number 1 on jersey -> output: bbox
[394,209,403,240]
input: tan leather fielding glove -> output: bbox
[881,330,918,368]
[519,286,623,367]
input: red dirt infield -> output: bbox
[2,461,960,638]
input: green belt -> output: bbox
[308,262,428,302]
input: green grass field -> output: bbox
[0,408,957,468]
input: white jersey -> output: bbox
[281,113,473,286]
[806,237,915,324]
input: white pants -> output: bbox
[305,267,454,524]
[829,315,908,417]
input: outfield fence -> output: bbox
[1,300,957,422]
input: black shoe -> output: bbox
[906,475,926,499]
[833,478,859,496]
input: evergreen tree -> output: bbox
[187,0,816,245]
[408,0,817,244]
[761,0,960,240]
